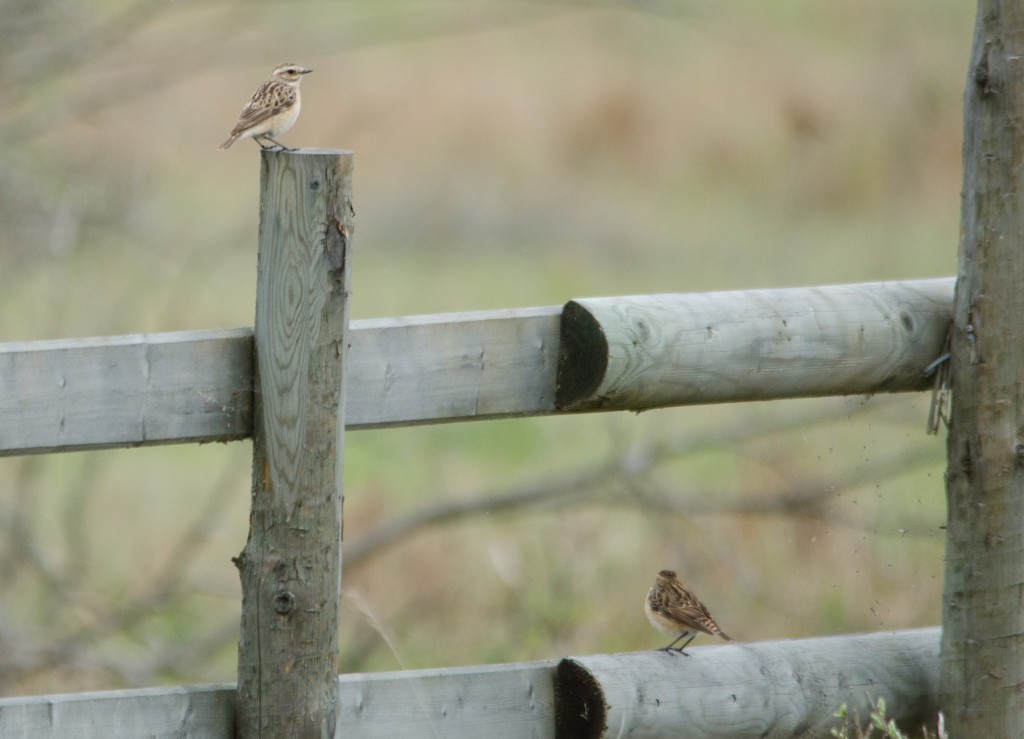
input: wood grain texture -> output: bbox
[333,660,557,738]
[347,307,560,428]
[556,279,954,411]
[0,659,558,739]
[0,328,253,455]
[941,4,1024,735]
[556,628,940,738]
[234,149,353,738]
[0,683,235,739]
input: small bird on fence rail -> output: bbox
[645,569,731,655]
[219,63,312,151]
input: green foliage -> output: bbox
[831,698,946,739]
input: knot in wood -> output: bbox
[273,589,297,615]
[899,310,914,333]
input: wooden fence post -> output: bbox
[234,148,354,738]
[941,2,1024,734]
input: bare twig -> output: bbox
[345,401,939,567]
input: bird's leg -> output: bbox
[662,633,687,650]
[253,136,274,150]
[263,135,295,152]
[660,633,691,651]
[659,633,695,657]
[672,634,696,655]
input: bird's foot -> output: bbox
[256,139,292,152]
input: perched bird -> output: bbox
[219,63,313,151]
[645,569,731,655]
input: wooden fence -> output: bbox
[0,149,949,737]
[0,279,953,454]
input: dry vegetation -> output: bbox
[0,0,969,694]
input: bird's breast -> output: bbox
[645,593,685,636]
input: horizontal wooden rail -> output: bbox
[557,278,954,411]
[0,662,558,739]
[0,628,939,738]
[0,279,953,457]
[0,308,561,456]
[556,628,940,738]
[0,328,256,456]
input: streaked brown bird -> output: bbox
[645,569,731,654]
[219,63,312,151]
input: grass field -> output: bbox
[0,1,970,694]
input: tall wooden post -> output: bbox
[941,3,1024,734]
[235,149,354,738]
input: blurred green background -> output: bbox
[0,0,968,695]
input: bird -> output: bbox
[645,569,731,655]
[219,63,313,151]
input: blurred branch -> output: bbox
[0,454,241,692]
[629,444,941,527]
[345,402,942,567]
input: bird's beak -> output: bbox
[301,68,313,75]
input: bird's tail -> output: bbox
[218,134,239,150]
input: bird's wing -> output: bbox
[663,598,719,636]
[230,81,296,134]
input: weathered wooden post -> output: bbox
[234,148,354,738]
[941,2,1024,734]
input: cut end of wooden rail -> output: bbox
[555,300,608,410]
[554,281,954,414]
[554,658,607,739]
